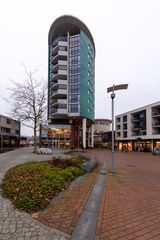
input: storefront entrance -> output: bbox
[118,142,132,152]
[133,140,152,152]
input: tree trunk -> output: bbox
[33,126,37,153]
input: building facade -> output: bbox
[0,114,20,148]
[48,15,95,148]
[115,101,160,152]
[94,119,111,146]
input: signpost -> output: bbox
[107,84,128,172]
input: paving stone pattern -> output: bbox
[0,148,69,240]
[38,166,100,234]
[93,150,160,240]
[2,147,160,239]
[0,190,70,240]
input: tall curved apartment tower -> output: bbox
[48,15,95,148]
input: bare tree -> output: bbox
[8,66,47,153]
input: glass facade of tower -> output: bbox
[48,15,95,148]
[48,31,95,121]
[68,34,80,115]
[80,31,95,121]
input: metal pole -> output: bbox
[78,125,79,150]
[111,91,115,172]
[107,83,128,172]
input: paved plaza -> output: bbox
[0,147,69,240]
[93,150,160,240]
[0,148,160,239]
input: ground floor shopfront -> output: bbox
[41,117,94,149]
[117,139,160,152]
[0,134,20,148]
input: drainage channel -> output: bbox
[71,160,108,240]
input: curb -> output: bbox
[71,160,108,240]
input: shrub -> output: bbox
[49,157,87,168]
[1,161,85,212]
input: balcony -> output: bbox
[131,117,139,122]
[131,129,146,136]
[58,60,68,65]
[152,122,160,128]
[50,89,67,98]
[51,41,68,55]
[152,113,160,118]
[51,69,68,79]
[152,130,160,135]
[51,108,68,116]
[51,54,67,65]
[152,106,160,117]
[52,50,68,63]
[50,99,67,107]
[131,126,141,131]
[51,63,68,74]
[50,80,67,90]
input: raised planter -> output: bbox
[80,155,98,172]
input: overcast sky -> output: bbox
[0,0,160,135]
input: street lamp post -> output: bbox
[111,90,115,171]
[107,84,128,172]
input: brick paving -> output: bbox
[2,148,160,239]
[37,165,100,234]
[93,150,160,240]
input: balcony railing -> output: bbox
[50,99,67,106]
[51,61,68,73]
[152,112,160,117]
[131,127,141,131]
[152,122,160,127]
[50,89,67,98]
[51,109,68,115]
[50,80,67,90]
[131,118,139,122]
[51,41,68,54]
[52,50,68,62]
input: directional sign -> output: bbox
[107,84,128,93]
